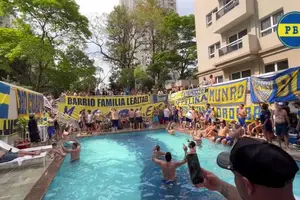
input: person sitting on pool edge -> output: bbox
[153,145,166,157]
[62,139,81,162]
[166,121,175,134]
[49,142,66,160]
[152,146,187,185]
[190,130,202,146]
[211,120,229,143]
[221,122,243,146]
[247,118,262,138]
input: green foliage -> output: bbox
[0,0,97,96]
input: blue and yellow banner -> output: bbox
[65,95,151,108]
[208,79,247,105]
[16,88,44,117]
[169,91,185,101]
[0,82,10,119]
[250,67,300,103]
[59,102,165,120]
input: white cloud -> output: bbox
[76,0,119,84]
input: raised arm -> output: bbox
[152,151,164,167]
[174,147,188,168]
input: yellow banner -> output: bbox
[65,95,151,108]
[179,104,261,122]
[58,102,165,120]
[208,79,247,105]
[169,91,185,101]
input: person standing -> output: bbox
[47,113,56,143]
[28,114,41,143]
[274,102,290,149]
[153,108,159,125]
[111,108,119,132]
[163,107,170,124]
[260,103,273,143]
[178,107,183,127]
[237,104,247,135]
[205,104,212,124]
[135,109,142,129]
[86,110,94,134]
[128,109,136,129]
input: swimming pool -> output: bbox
[44,130,300,200]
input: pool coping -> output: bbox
[24,127,166,200]
[175,129,300,162]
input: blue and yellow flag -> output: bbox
[0,82,10,119]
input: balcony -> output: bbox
[214,34,260,68]
[213,0,255,34]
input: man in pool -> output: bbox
[153,145,166,157]
[152,145,187,185]
[62,139,81,162]
[195,137,299,200]
[0,149,41,163]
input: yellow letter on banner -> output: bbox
[275,74,291,97]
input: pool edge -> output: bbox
[24,127,166,200]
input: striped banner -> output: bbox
[0,82,10,119]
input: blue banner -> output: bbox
[250,67,300,103]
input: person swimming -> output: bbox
[184,141,197,154]
[153,145,166,157]
[152,146,187,185]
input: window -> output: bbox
[216,76,223,83]
[231,69,251,80]
[261,10,284,37]
[208,42,221,59]
[265,60,289,73]
[206,8,217,26]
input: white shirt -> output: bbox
[186,111,192,119]
[164,108,170,118]
[87,114,93,123]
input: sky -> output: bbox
[76,0,194,84]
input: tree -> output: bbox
[152,13,197,80]
[90,6,145,69]
[0,0,96,95]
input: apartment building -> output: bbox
[120,0,176,11]
[195,0,300,84]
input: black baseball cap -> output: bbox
[217,137,299,188]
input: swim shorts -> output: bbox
[47,126,56,139]
[238,118,246,127]
[275,123,288,136]
[164,117,169,122]
[129,118,135,123]
[225,137,234,145]
[112,120,119,128]
[162,179,177,185]
[0,152,18,163]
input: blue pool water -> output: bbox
[44,130,300,200]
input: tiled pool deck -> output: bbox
[1,127,299,200]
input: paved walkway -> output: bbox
[0,157,53,200]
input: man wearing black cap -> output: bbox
[196,137,299,200]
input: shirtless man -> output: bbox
[247,118,262,137]
[274,102,290,149]
[153,145,166,157]
[0,149,41,163]
[128,109,135,129]
[211,120,229,143]
[111,108,119,132]
[166,121,175,134]
[204,122,218,138]
[190,130,202,146]
[135,109,142,129]
[152,146,187,185]
[221,122,243,146]
[237,104,247,135]
[63,139,81,162]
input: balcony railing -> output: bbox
[216,0,239,20]
[218,38,243,57]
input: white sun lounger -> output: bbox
[0,140,52,153]
[0,152,47,170]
